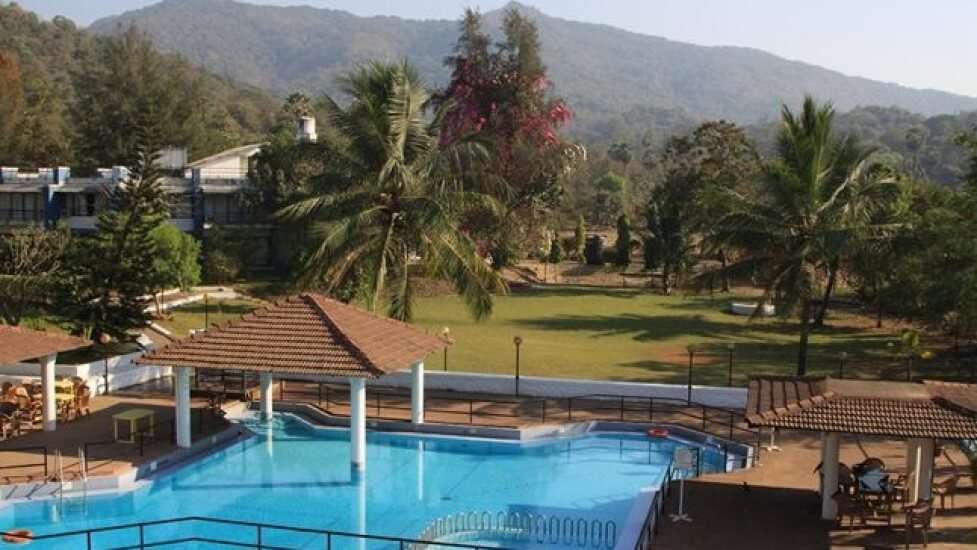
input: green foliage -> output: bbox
[150,224,202,292]
[202,226,242,285]
[702,97,893,374]
[957,125,977,192]
[644,191,689,295]
[0,225,71,325]
[614,214,631,267]
[573,215,586,260]
[592,171,629,225]
[583,235,604,266]
[58,127,169,340]
[0,4,275,168]
[275,61,506,321]
[547,237,563,264]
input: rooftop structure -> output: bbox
[137,293,448,470]
[746,375,977,521]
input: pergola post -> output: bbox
[260,372,273,421]
[175,366,192,448]
[905,439,920,502]
[910,438,935,502]
[820,431,840,520]
[350,377,366,471]
[40,354,57,432]
[410,360,424,424]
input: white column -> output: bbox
[260,372,274,421]
[40,354,57,432]
[820,432,840,520]
[916,438,935,501]
[410,361,425,424]
[175,367,192,448]
[905,439,920,503]
[350,378,366,471]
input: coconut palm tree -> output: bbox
[703,96,891,374]
[276,61,506,321]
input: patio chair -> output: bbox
[0,413,16,440]
[75,385,91,417]
[903,499,934,549]
[832,490,871,531]
[854,457,886,477]
[932,474,958,510]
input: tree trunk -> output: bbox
[719,249,730,292]
[813,262,838,329]
[662,263,671,295]
[797,300,813,376]
[875,293,883,329]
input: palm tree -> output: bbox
[703,96,890,374]
[276,61,506,321]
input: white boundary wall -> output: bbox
[346,371,747,409]
[0,351,170,396]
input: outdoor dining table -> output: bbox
[112,408,155,444]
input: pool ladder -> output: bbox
[410,510,617,550]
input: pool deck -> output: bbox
[653,431,977,549]
[0,392,227,483]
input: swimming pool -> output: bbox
[0,414,731,549]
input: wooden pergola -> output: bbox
[0,325,89,432]
[745,376,977,520]
[137,293,448,471]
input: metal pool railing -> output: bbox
[411,510,617,550]
[0,515,519,550]
[633,459,675,550]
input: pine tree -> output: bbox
[573,215,586,261]
[548,237,563,264]
[59,124,169,340]
[615,214,631,267]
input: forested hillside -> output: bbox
[90,0,977,145]
[0,3,278,169]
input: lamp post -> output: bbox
[513,336,523,396]
[98,333,112,395]
[838,352,847,379]
[726,344,735,387]
[686,345,696,404]
[441,327,451,371]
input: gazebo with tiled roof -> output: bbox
[746,375,977,520]
[138,293,448,470]
[0,325,89,432]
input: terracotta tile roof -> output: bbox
[136,294,448,378]
[0,325,89,364]
[746,376,977,440]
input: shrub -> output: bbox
[584,235,604,265]
[547,238,563,264]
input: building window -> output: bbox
[0,193,43,223]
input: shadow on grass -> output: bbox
[514,313,873,343]
[509,285,647,300]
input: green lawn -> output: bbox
[157,298,263,338]
[157,286,967,386]
[410,287,960,385]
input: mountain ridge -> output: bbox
[89,0,977,141]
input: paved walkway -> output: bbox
[653,432,977,549]
[0,393,226,482]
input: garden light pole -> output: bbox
[99,333,112,395]
[513,336,523,396]
[838,352,847,379]
[441,327,450,371]
[686,345,696,404]
[726,344,735,387]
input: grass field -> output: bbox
[156,298,263,338]
[158,286,969,386]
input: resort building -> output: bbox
[0,148,257,234]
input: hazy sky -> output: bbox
[14,0,977,97]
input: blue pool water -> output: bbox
[0,414,730,549]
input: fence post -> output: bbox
[376,392,381,416]
[280,379,285,400]
[139,524,145,550]
[648,398,653,421]
[541,400,547,423]
[256,524,262,550]
[619,396,625,421]
[317,383,322,406]
[728,413,734,439]
[701,406,707,431]
[469,400,474,424]
[567,398,572,421]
